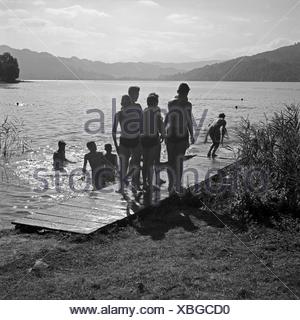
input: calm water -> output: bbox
[1,80,300,227]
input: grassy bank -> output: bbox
[0,199,299,300]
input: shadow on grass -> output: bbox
[132,194,245,241]
[133,205,198,241]
[188,208,245,233]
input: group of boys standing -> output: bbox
[53,82,227,194]
[112,83,194,194]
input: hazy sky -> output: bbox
[0,0,299,62]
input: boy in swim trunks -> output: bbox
[204,113,227,158]
[141,93,165,190]
[112,94,143,192]
[53,140,75,171]
[82,141,107,190]
[103,143,118,182]
[165,83,195,193]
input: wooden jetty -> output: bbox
[12,154,235,234]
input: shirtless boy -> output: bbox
[204,113,227,158]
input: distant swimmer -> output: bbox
[204,113,227,158]
[235,105,238,109]
[16,102,19,106]
[53,140,75,171]
[241,98,244,101]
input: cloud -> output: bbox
[0,8,30,18]
[20,17,49,28]
[213,38,296,59]
[137,0,160,7]
[229,16,250,23]
[46,5,110,19]
[33,0,46,5]
[166,13,199,24]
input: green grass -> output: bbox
[0,202,299,300]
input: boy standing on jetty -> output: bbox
[127,86,143,190]
[112,94,143,192]
[165,83,195,193]
[204,113,227,158]
[141,93,165,191]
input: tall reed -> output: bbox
[0,116,30,160]
[236,104,300,217]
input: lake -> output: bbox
[1,80,300,228]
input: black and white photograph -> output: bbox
[0,0,299,315]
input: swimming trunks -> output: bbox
[166,133,189,143]
[120,136,140,148]
[141,135,160,148]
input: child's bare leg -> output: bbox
[118,147,130,192]
[207,144,214,157]
[147,149,157,188]
[142,149,150,189]
[212,143,220,157]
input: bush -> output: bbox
[233,104,300,223]
[0,116,30,160]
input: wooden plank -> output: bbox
[18,213,104,229]
[58,203,125,214]
[12,218,98,234]
[87,196,127,204]
[35,207,127,220]
[41,205,127,220]
[59,202,127,212]
[73,200,127,211]
[34,208,127,223]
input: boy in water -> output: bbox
[204,113,227,158]
[53,140,75,171]
[103,143,118,182]
[82,141,107,190]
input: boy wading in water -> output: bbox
[141,93,165,191]
[103,143,118,182]
[82,141,107,190]
[53,140,75,171]
[204,113,227,158]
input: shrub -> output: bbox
[0,116,30,160]
[233,104,300,223]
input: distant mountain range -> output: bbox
[0,45,218,80]
[1,43,300,81]
[164,43,300,81]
